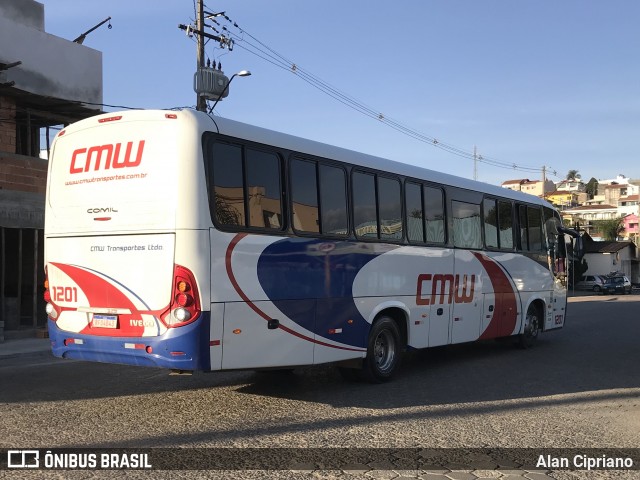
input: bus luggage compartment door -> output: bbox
[220,300,315,370]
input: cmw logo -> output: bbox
[69,140,145,174]
[415,273,476,306]
[7,450,39,468]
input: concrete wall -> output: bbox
[585,250,632,277]
[0,1,102,105]
[0,0,44,31]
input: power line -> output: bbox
[217,14,557,178]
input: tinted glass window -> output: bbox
[405,182,424,243]
[543,206,557,249]
[527,206,543,251]
[518,205,528,250]
[245,149,282,229]
[290,159,319,233]
[424,186,445,243]
[378,176,402,241]
[483,198,498,248]
[352,172,377,239]
[319,164,348,236]
[498,201,514,249]
[453,201,482,249]
[211,142,244,226]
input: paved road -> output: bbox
[1,294,639,479]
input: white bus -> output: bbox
[44,109,582,382]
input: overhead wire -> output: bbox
[216,14,557,177]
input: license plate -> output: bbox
[92,314,118,329]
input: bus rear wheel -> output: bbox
[362,316,402,383]
[518,304,540,349]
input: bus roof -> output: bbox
[58,109,553,209]
[206,112,552,209]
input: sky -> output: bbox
[39,0,640,186]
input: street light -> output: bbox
[208,70,251,113]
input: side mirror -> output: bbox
[545,217,560,236]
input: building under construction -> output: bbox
[0,0,103,340]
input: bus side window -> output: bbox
[245,149,283,230]
[527,206,543,251]
[290,158,319,234]
[405,181,425,243]
[211,142,244,227]
[352,171,378,239]
[518,204,528,250]
[424,186,445,244]
[452,201,482,249]
[498,200,514,249]
[319,164,348,236]
[378,176,402,241]
[483,198,498,248]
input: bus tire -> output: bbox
[362,316,402,383]
[518,304,540,349]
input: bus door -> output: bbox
[451,250,483,343]
[417,249,455,348]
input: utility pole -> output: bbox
[196,0,206,112]
[542,165,547,199]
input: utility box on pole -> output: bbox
[194,67,230,101]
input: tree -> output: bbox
[585,177,598,199]
[566,169,581,181]
[592,217,625,241]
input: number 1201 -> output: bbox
[52,286,78,302]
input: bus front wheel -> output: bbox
[518,304,540,349]
[362,316,402,383]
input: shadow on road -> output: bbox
[2,296,639,412]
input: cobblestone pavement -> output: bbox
[1,295,638,479]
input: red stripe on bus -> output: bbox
[471,252,519,339]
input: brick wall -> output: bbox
[0,153,48,194]
[0,96,17,154]
[0,96,47,194]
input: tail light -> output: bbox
[43,267,59,320]
[161,265,201,328]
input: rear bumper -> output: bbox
[48,313,211,370]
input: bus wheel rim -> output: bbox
[374,330,395,372]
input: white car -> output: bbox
[576,274,606,292]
